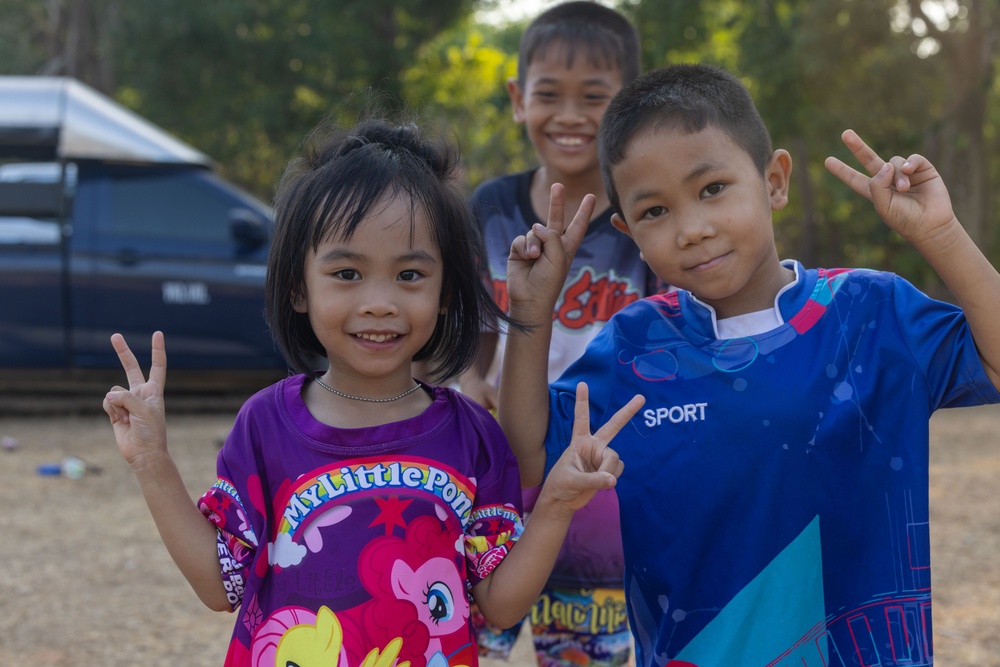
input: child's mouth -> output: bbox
[354,332,401,343]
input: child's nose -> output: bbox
[677,214,716,248]
[359,284,399,316]
[554,99,585,123]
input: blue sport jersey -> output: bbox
[545,262,999,667]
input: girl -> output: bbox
[103,117,643,667]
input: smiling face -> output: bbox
[610,124,794,319]
[293,194,444,396]
[508,41,622,183]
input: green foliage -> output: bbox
[111,0,480,197]
[2,0,998,286]
[623,0,991,290]
[401,19,534,189]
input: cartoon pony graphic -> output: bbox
[247,513,472,667]
[250,605,412,667]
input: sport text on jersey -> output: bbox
[643,402,708,427]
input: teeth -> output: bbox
[355,333,398,343]
[554,136,585,146]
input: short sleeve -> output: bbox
[890,275,1000,408]
[544,318,622,475]
[196,411,265,611]
[198,475,259,611]
[458,399,525,586]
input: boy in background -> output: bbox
[499,63,1000,665]
[463,2,659,666]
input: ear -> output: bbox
[610,212,632,239]
[766,149,793,211]
[506,77,526,124]
[611,213,645,262]
[292,288,308,314]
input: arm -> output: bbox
[497,184,596,486]
[825,130,1000,389]
[472,382,644,628]
[103,331,230,611]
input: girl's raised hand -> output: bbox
[824,130,959,246]
[539,382,645,517]
[103,331,169,470]
[506,183,595,320]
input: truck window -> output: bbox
[107,171,236,243]
[0,217,60,245]
[0,162,72,245]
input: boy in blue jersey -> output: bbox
[464,3,655,666]
[499,63,1000,666]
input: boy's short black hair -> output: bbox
[598,63,774,217]
[519,1,641,86]
[266,116,512,381]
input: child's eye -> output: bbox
[533,90,557,101]
[398,269,422,282]
[333,269,360,281]
[642,206,667,219]
[585,94,609,104]
[702,183,725,198]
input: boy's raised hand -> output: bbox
[824,130,958,246]
[103,331,169,470]
[538,382,645,517]
[507,183,595,320]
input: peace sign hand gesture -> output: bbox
[103,331,169,471]
[507,183,596,322]
[824,129,959,247]
[539,382,645,518]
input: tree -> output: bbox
[893,0,1000,255]
[0,0,481,198]
[401,19,534,190]
[625,0,994,291]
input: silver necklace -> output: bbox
[313,376,421,403]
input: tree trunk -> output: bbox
[924,0,997,252]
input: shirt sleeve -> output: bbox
[544,318,622,476]
[459,398,526,586]
[890,274,1000,408]
[198,477,258,611]
[196,410,265,611]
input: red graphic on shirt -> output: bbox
[492,269,640,330]
[369,495,413,536]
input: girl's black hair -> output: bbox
[266,116,516,381]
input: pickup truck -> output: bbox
[0,76,289,399]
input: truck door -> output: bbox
[73,163,285,370]
[0,162,70,368]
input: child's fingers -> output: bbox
[509,233,539,260]
[887,155,910,192]
[110,333,146,389]
[547,183,567,234]
[571,382,592,439]
[868,159,904,211]
[596,445,624,478]
[823,156,873,202]
[593,393,646,444]
[840,129,886,176]
[148,331,167,389]
[103,388,130,424]
[563,194,596,257]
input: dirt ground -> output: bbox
[1,401,998,666]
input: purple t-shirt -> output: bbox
[198,375,524,667]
